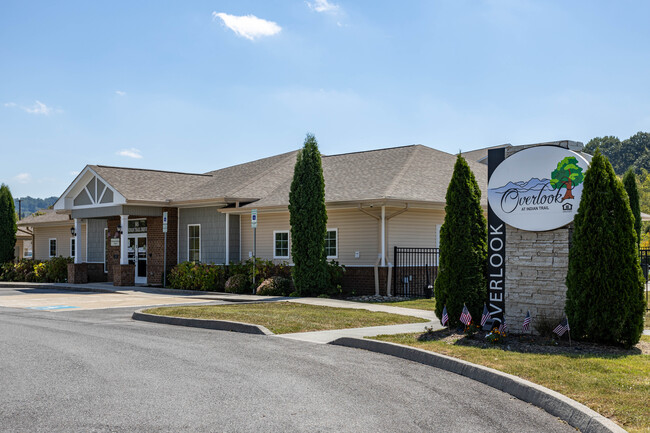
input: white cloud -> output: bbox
[4,102,16,107]
[70,171,80,176]
[13,173,32,184]
[212,12,281,40]
[117,148,143,159]
[23,100,53,115]
[307,0,340,14]
[115,90,126,96]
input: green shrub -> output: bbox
[256,276,292,296]
[289,134,329,296]
[325,260,346,296]
[434,155,487,327]
[43,257,72,283]
[224,273,251,294]
[168,262,228,291]
[566,150,645,347]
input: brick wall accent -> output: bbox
[113,264,135,286]
[67,263,88,284]
[87,263,107,283]
[105,210,178,286]
[341,266,389,296]
[146,208,178,286]
[106,216,120,283]
[504,225,570,334]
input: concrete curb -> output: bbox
[329,337,626,433]
[0,282,117,294]
[131,309,273,335]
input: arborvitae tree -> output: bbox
[623,169,641,246]
[289,134,328,296]
[434,155,487,327]
[565,150,645,347]
[0,184,17,263]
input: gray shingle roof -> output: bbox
[67,145,488,209]
[235,145,488,208]
[90,165,211,203]
[17,209,70,226]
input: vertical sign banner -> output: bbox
[487,148,506,326]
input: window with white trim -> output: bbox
[273,231,289,259]
[188,224,201,263]
[23,240,33,258]
[49,239,57,257]
[325,229,338,258]
[70,238,76,259]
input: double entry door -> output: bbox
[127,234,147,285]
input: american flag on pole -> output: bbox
[498,321,508,333]
[553,318,570,337]
[460,304,472,326]
[441,305,449,326]
[480,304,491,326]
[522,310,531,332]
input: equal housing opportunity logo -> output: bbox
[488,146,590,232]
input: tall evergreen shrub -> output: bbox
[565,151,645,347]
[289,134,328,296]
[623,169,641,246]
[434,155,487,327]
[0,184,17,264]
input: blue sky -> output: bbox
[2,1,650,198]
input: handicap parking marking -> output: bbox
[26,305,80,311]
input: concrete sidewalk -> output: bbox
[279,321,441,344]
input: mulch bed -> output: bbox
[418,327,650,356]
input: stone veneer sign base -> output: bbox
[487,141,588,334]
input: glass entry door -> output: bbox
[127,234,147,284]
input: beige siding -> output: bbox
[241,212,292,264]
[387,209,444,263]
[242,208,443,267]
[34,225,86,262]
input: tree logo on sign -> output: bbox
[550,157,584,200]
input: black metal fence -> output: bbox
[641,249,650,311]
[393,247,439,298]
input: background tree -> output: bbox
[623,169,642,246]
[550,156,585,200]
[584,132,650,175]
[289,134,328,296]
[0,184,17,263]
[434,155,487,327]
[565,150,645,347]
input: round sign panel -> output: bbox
[488,146,590,231]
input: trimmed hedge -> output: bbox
[0,257,72,283]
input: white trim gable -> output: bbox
[54,166,126,210]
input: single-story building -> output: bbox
[42,143,491,292]
[16,209,80,261]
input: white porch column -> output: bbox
[225,213,230,265]
[381,205,386,267]
[73,218,82,264]
[120,215,129,265]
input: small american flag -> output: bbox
[460,304,472,326]
[498,321,508,333]
[553,318,570,337]
[441,305,449,326]
[522,311,531,332]
[480,304,491,326]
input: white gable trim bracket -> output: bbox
[54,166,126,211]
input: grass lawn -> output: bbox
[144,302,427,334]
[367,297,437,311]
[371,332,650,433]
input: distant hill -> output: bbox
[14,196,57,220]
[584,132,650,175]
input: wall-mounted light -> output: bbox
[70,227,76,237]
[117,224,123,236]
